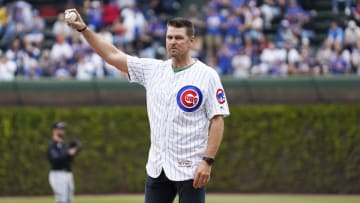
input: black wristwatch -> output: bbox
[202,156,215,166]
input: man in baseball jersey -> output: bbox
[48,121,79,203]
[65,9,230,203]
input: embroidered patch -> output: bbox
[176,85,203,112]
[216,88,226,104]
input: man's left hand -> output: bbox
[193,161,211,188]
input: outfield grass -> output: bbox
[1,194,360,203]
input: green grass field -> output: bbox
[1,194,359,203]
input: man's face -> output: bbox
[166,26,193,58]
[54,129,65,140]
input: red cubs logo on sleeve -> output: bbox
[216,88,226,104]
[177,85,203,112]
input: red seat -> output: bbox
[103,4,120,25]
[39,5,59,18]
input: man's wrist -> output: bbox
[202,156,215,166]
[77,25,87,32]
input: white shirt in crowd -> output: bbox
[0,56,17,81]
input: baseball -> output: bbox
[65,11,77,22]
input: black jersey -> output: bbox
[48,141,74,171]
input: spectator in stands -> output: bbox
[284,41,301,75]
[0,3,8,40]
[242,1,264,42]
[344,20,360,49]
[147,15,166,45]
[335,42,351,70]
[226,35,242,55]
[141,15,166,59]
[38,49,55,77]
[86,0,104,31]
[284,0,315,42]
[104,60,123,78]
[24,39,41,60]
[327,20,345,47]
[53,59,72,80]
[68,0,84,7]
[87,48,104,78]
[293,39,319,75]
[217,43,233,75]
[75,52,95,80]
[22,40,41,76]
[352,2,360,23]
[329,44,351,74]
[25,57,42,79]
[299,38,317,66]
[24,9,45,47]
[98,25,113,45]
[6,38,25,75]
[70,33,87,56]
[52,12,73,38]
[120,2,147,52]
[252,41,285,76]
[223,12,244,43]
[215,0,247,13]
[112,0,136,9]
[0,53,17,80]
[332,0,351,15]
[205,7,224,56]
[1,2,30,43]
[315,39,335,75]
[293,52,317,75]
[300,12,316,43]
[50,34,74,63]
[111,15,127,45]
[284,0,307,23]
[268,44,287,76]
[186,3,206,60]
[243,36,260,69]
[351,40,360,74]
[12,0,33,27]
[260,0,281,29]
[329,54,350,74]
[232,48,251,78]
[276,0,287,14]
[186,3,206,36]
[102,1,120,26]
[275,19,299,48]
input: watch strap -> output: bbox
[202,156,215,166]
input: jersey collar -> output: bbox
[172,59,197,73]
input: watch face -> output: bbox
[203,157,215,165]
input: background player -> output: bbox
[64,9,230,203]
[48,121,79,203]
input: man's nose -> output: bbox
[169,38,177,44]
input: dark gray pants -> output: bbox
[145,170,206,203]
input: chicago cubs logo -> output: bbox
[177,85,203,112]
[216,88,226,104]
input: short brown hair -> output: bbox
[167,17,195,37]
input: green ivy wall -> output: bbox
[0,105,359,195]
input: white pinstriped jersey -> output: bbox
[127,55,230,181]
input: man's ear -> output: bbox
[190,36,195,43]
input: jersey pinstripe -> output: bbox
[127,55,230,181]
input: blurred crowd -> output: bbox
[0,0,360,81]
